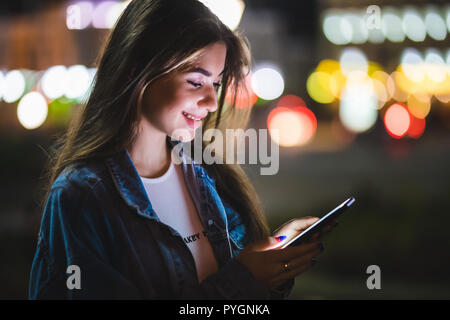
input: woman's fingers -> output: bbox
[270,241,322,263]
[269,250,320,288]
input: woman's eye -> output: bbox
[187,80,202,88]
[213,82,222,89]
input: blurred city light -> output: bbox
[322,9,353,45]
[407,116,426,139]
[66,1,94,30]
[339,79,378,133]
[339,47,368,75]
[0,71,5,101]
[225,74,257,109]
[198,0,245,31]
[381,8,405,42]
[41,65,68,100]
[16,92,48,130]
[384,103,411,139]
[401,48,425,83]
[65,65,91,99]
[306,72,335,104]
[424,7,447,41]
[424,49,446,83]
[267,106,316,147]
[3,70,26,103]
[251,66,284,101]
[407,93,431,119]
[402,7,427,42]
[277,94,306,108]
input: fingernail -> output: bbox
[276,235,287,242]
[311,259,317,266]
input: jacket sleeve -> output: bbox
[28,184,143,299]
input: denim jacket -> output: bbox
[29,138,293,299]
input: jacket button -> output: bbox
[208,219,214,226]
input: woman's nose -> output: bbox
[198,87,218,113]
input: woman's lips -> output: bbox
[182,111,203,129]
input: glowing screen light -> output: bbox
[384,103,411,139]
[3,70,26,103]
[17,92,48,130]
[251,66,284,101]
[267,106,317,147]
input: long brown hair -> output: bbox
[39,0,269,243]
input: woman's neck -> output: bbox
[127,121,171,179]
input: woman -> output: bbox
[29,0,332,299]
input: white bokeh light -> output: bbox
[198,0,245,31]
[17,92,48,130]
[65,65,91,99]
[3,70,26,103]
[322,10,353,45]
[381,9,405,42]
[339,81,378,133]
[344,12,368,44]
[339,47,368,75]
[0,71,5,101]
[402,7,426,42]
[42,65,68,99]
[401,48,425,82]
[251,66,284,100]
[424,49,446,82]
[424,7,447,41]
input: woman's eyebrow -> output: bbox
[189,67,225,77]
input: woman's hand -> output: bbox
[236,217,337,291]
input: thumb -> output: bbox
[246,235,288,252]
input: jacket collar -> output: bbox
[105,136,202,221]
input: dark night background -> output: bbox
[1,0,449,299]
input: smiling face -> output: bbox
[141,41,227,142]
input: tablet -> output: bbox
[281,197,356,249]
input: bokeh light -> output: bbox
[0,71,5,101]
[267,106,317,147]
[251,66,284,101]
[339,47,368,75]
[424,7,447,41]
[407,116,426,139]
[225,74,257,109]
[384,103,411,138]
[3,70,26,103]
[381,8,405,42]
[322,9,352,45]
[407,93,431,119]
[401,48,424,83]
[277,94,306,108]
[41,65,68,100]
[17,92,48,130]
[306,72,335,104]
[65,65,91,99]
[339,78,378,133]
[402,7,427,42]
[424,49,446,83]
[198,0,245,31]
